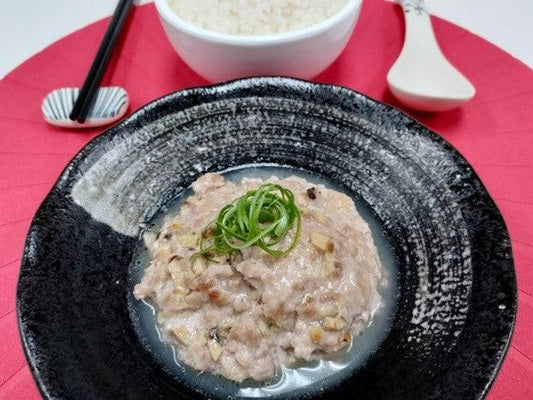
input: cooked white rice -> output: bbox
[167,0,348,35]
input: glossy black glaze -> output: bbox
[17,77,516,400]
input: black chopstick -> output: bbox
[69,0,133,123]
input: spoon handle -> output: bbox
[398,0,442,58]
[399,0,427,15]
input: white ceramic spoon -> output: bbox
[387,0,475,112]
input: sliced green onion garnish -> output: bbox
[194,183,301,261]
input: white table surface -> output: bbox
[0,0,531,79]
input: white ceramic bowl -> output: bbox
[154,0,362,82]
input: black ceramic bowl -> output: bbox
[17,78,516,400]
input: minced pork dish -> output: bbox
[134,173,383,382]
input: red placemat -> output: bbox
[1,1,532,399]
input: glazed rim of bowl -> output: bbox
[154,0,361,46]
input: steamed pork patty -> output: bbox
[134,173,383,382]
